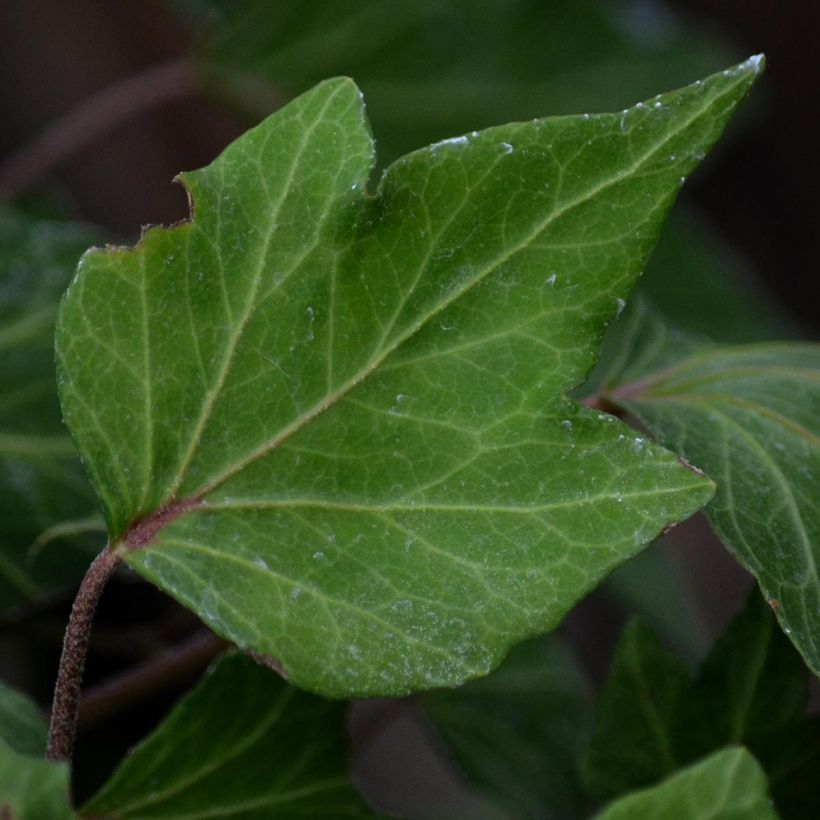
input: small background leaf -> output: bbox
[0,681,72,819]
[0,678,47,757]
[583,592,815,815]
[582,620,690,799]
[82,652,370,818]
[594,747,778,820]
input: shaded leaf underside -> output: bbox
[611,343,820,676]
[57,62,760,696]
[83,653,368,818]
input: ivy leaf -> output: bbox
[422,636,593,819]
[82,652,370,818]
[57,61,760,697]
[594,747,778,820]
[607,342,820,675]
[582,620,690,800]
[0,209,102,612]
[0,679,47,757]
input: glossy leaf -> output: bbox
[0,678,47,756]
[56,62,762,696]
[423,636,593,820]
[595,747,778,820]
[582,620,689,800]
[609,343,820,675]
[0,209,101,612]
[82,652,369,818]
[0,743,73,820]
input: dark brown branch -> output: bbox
[78,630,227,729]
[0,59,199,204]
[46,544,120,762]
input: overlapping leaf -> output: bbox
[595,748,777,820]
[82,652,369,818]
[0,209,102,612]
[607,342,820,674]
[57,62,761,696]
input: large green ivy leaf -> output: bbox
[422,636,593,820]
[57,62,761,697]
[0,209,102,612]
[595,747,778,820]
[606,342,820,675]
[82,652,369,818]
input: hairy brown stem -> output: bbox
[78,630,227,729]
[0,59,199,204]
[46,544,120,762]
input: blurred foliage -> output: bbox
[0,209,103,613]
[583,592,813,817]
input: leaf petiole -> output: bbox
[46,543,121,764]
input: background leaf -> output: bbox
[82,652,370,818]
[0,208,102,612]
[0,678,47,757]
[608,342,820,674]
[193,0,735,163]
[57,63,761,697]
[0,743,74,820]
[582,593,815,814]
[594,747,778,820]
[582,620,689,800]
[422,636,593,820]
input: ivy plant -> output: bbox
[1,30,818,817]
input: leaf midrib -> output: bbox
[173,74,747,508]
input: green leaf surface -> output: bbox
[57,63,761,696]
[0,743,73,820]
[82,652,369,818]
[594,747,778,820]
[0,679,47,757]
[609,342,820,675]
[582,620,690,800]
[194,0,734,166]
[0,209,102,612]
[423,636,592,820]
